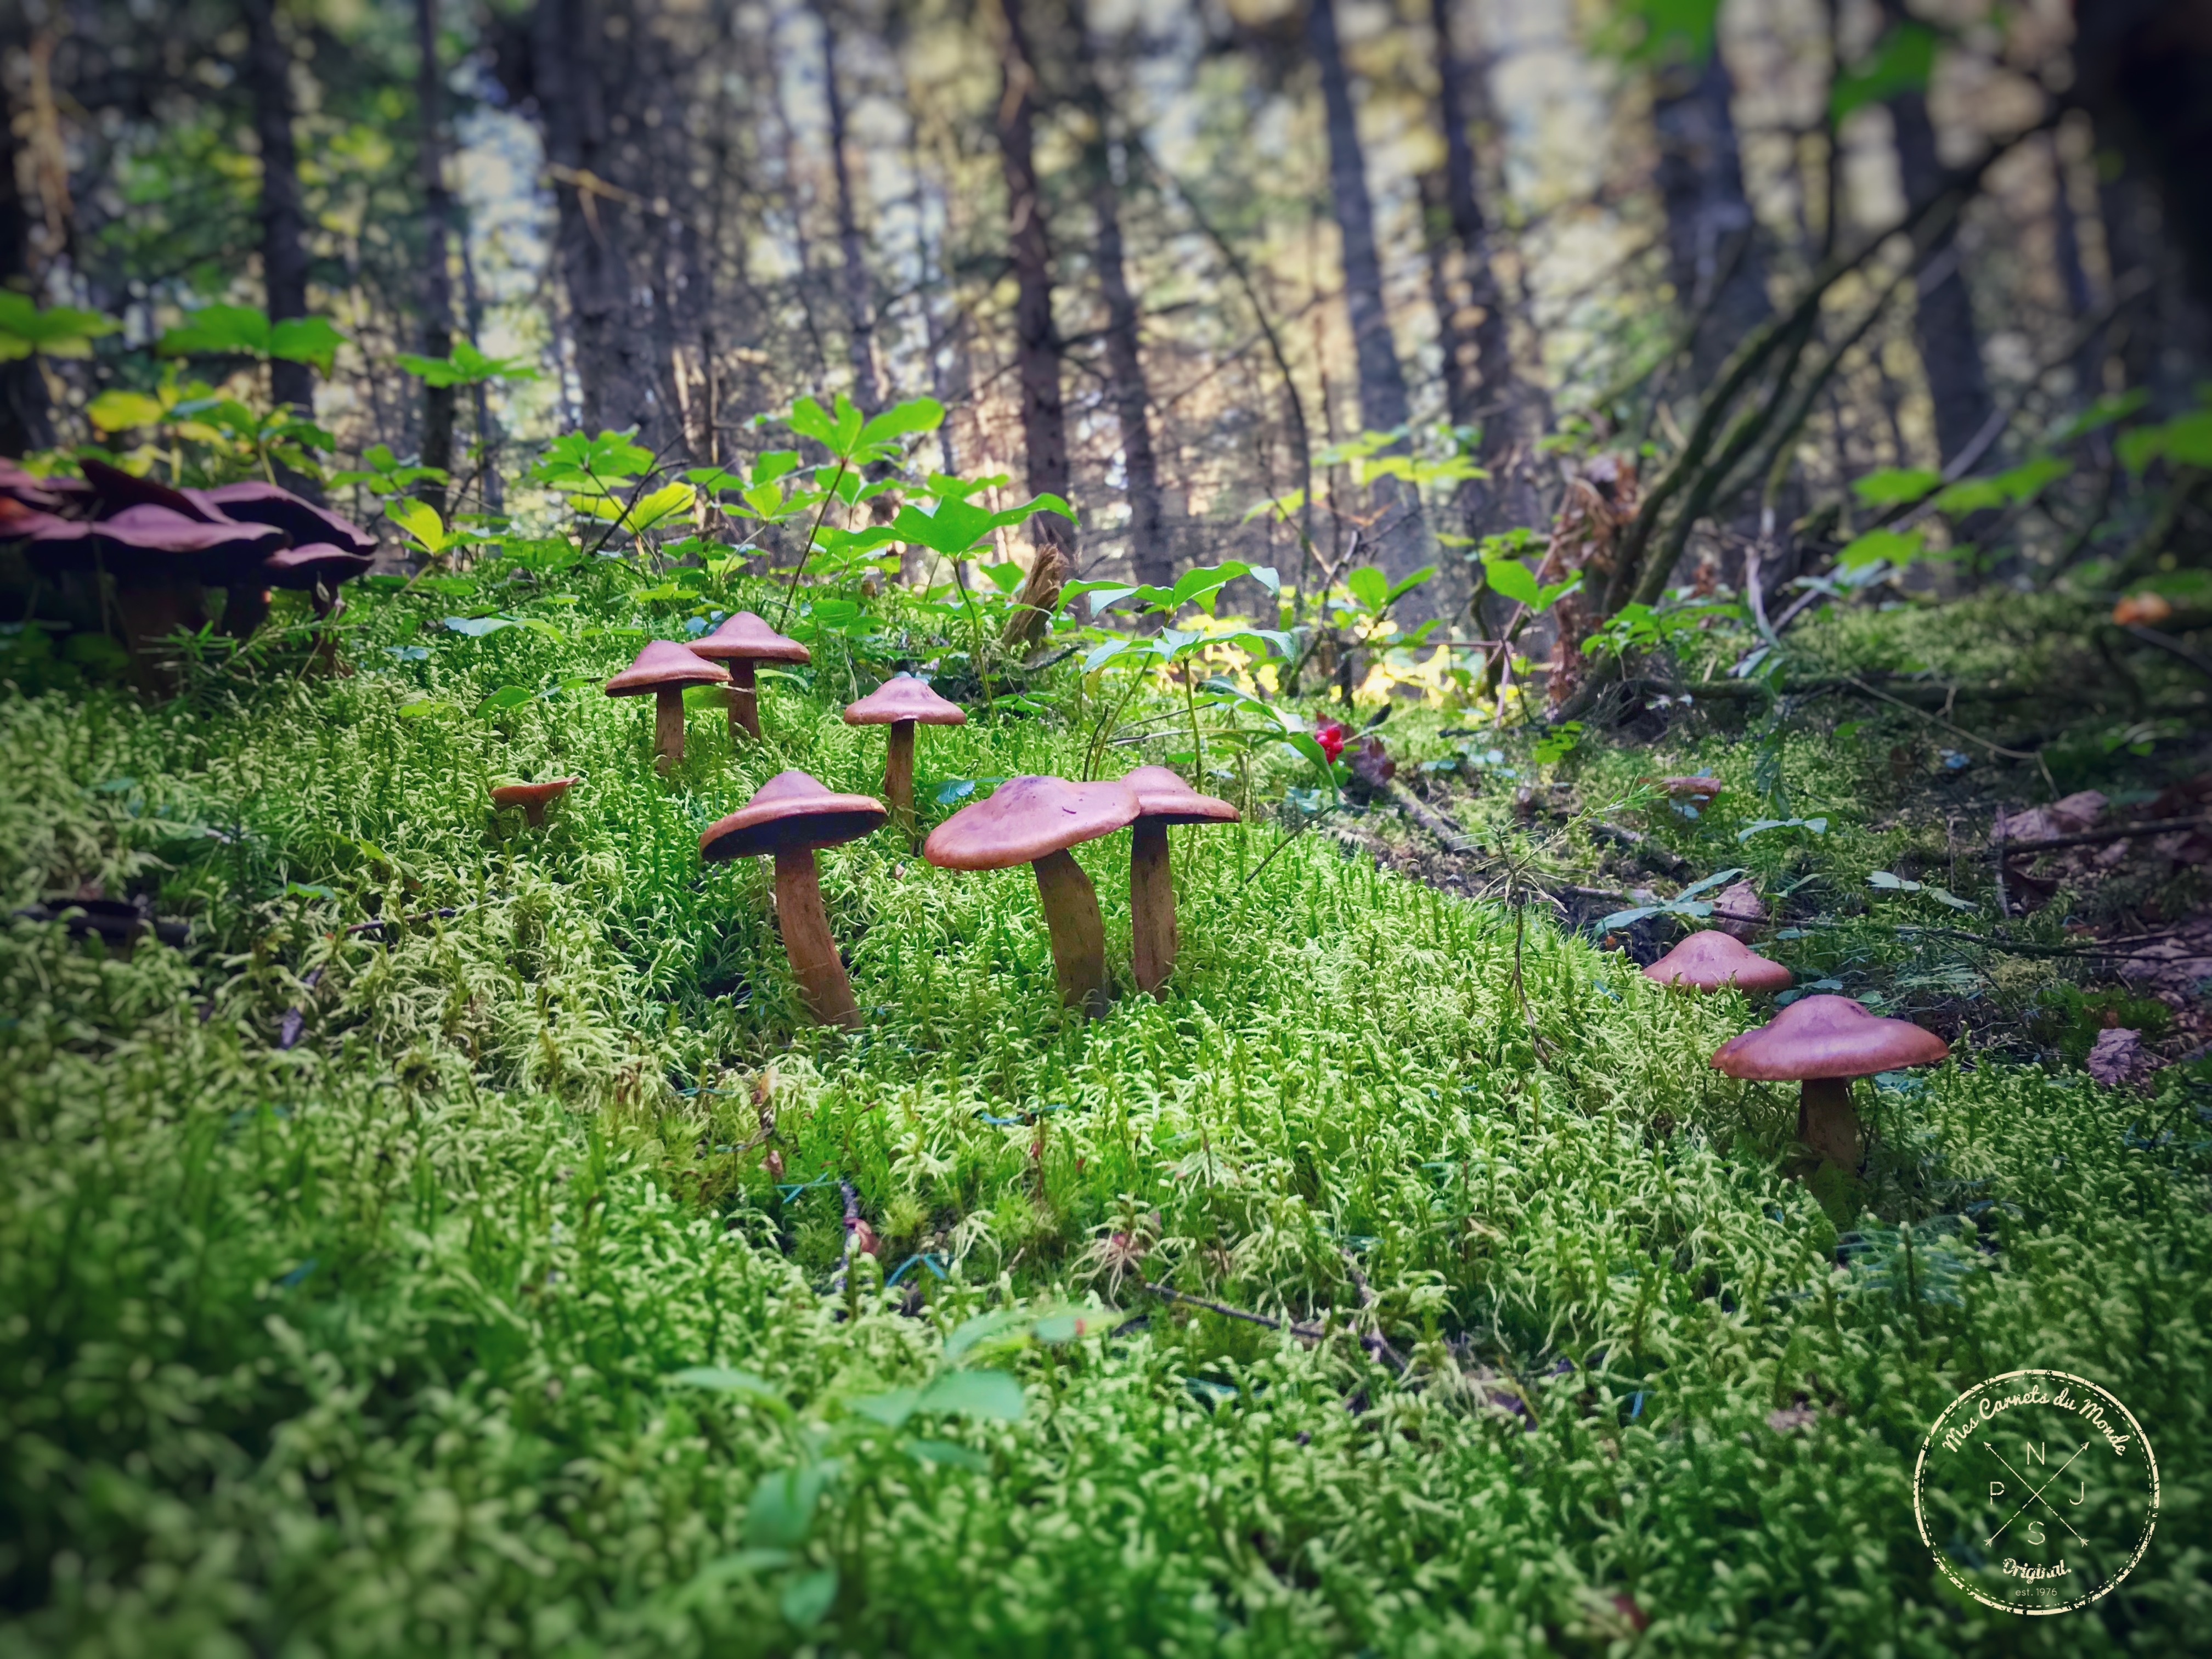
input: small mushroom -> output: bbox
[1709,879,1766,943]
[196,479,376,555]
[923,774,1139,1017]
[1120,765,1240,996]
[1643,930,1792,993]
[492,776,579,827]
[262,543,377,669]
[1710,993,1949,1169]
[700,769,888,1028]
[605,640,730,771]
[688,611,809,742]
[842,674,966,842]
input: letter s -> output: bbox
[2027,1522,2045,1546]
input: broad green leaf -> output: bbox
[1849,466,1940,506]
[906,1438,989,1471]
[1836,527,1924,569]
[157,303,273,358]
[269,316,347,373]
[1385,566,1438,602]
[849,1387,921,1429]
[1673,867,1745,902]
[745,1462,834,1550]
[1344,566,1390,612]
[913,1368,1025,1421]
[942,1308,1034,1363]
[397,698,458,719]
[86,390,167,433]
[475,686,533,715]
[890,498,995,556]
[857,396,945,448]
[443,616,515,637]
[0,293,119,357]
[387,498,449,552]
[780,1566,839,1629]
[1484,557,1540,607]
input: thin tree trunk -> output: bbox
[996,0,1075,643]
[1653,49,1770,388]
[416,0,454,509]
[243,0,314,417]
[1307,0,1434,613]
[458,207,501,511]
[816,1,882,410]
[1429,0,1517,508]
[1073,2,1170,594]
[0,72,50,453]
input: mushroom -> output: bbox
[842,674,966,842]
[605,640,730,771]
[1709,879,1766,943]
[261,543,378,668]
[492,776,579,827]
[700,769,888,1028]
[687,611,809,742]
[196,479,376,555]
[923,775,1140,1017]
[1710,994,1949,1169]
[1643,929,1792,993]
[1120,764,1240,996]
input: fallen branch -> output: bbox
[1585,819,1692,877]
[1980,815,2211,860]
[1385,780,1485,855]
[2124,624,2212,682]
[1144,1282,1405,1373]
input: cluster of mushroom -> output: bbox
[1644,926,1948,1169]
[2,456,375,687]
[697,732,1238,1028]
[602,610,814,770]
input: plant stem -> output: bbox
[775,456,850,627]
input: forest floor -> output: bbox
[3,569,2209,1656]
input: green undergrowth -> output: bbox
[3,578,2210,1655]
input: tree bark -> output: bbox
[816,1,882,411]
[416,0,455,510]
[1308,0,1434,613]
[0,71,50,453]
[1073,2,1171,594]
[242,0,314,417]
[1653,50,1771,389]
[996,0,1077,606]
[524,0,666,442]
[1877,2,1991,466]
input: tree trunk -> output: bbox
[458,211,502,511]
[242,0,314,418]
[526,0,665,443]
[816,1,882,411]
[416,0,455,511]
[1887,83,1991,465]
[0,74,50,453]
[996,0,1076,620]
[1308,0,1435,614]
[1653,50,1770,390]
[1073,3,1171,594]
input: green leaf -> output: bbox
[0,293,119,358]
[268,316,347,373]
[1672,867,1745,902]
[746,1462,835,1550]
[443,616,516,637]
[942,1308,1035,1363]
[780,1566,839,1629]
[913,1368,1025,1421]
[849,1387,921,1429]
[157,303,273,359]
[668,1365,783,1401]
[397,698,458,719]
[1836,527,1924,569]
[1344,566,1390,612]
[1483,557,1540,607]
[906,1438,989,1471]
[475,686,533,715]
[890,498,995,556]
[86,390,167,433]
[1831,21,1938,123]
[1849,466,1940,506]
[857,396,945,448]
[387,498,451,554]
[1385,566,1437,603]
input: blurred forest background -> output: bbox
[3,0,2210,686]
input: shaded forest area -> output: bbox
[6,0,2212,1654]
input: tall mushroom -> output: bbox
[1643,930,1792,994]
[1121,765,1240,996]
[1710,994,1949,1169]
[843,674,966,842]
[605,640,730,771]
[492,776,579,827]
[701,769,888,1028]
[923,774,1139,1017]
[688,611,809,742]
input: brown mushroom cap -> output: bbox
[1123,764,1241,827]
[843,673,966,726]
[262,542,376,590]
[1710,993,1949,1081]
[923,775,1140,871]
[78,456,224,523]
[30,504,285,584]
[689,610,810,665]
[1643,930,1792,993]
[701,769,888,860]
[197,480,376,557]
[492,777,579,811]
[604,639,731,697]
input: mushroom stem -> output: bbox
[727,659,760,742]
[522,801,548,828]
[772,845,861,1028]
[220,584,271,640]
[112,580,206,695]
[884,719,917,842]
[1796,1077,1861,1167]
[1130,819,1178,996]
[1031,847,1112,1016]
[653,687,686,771]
